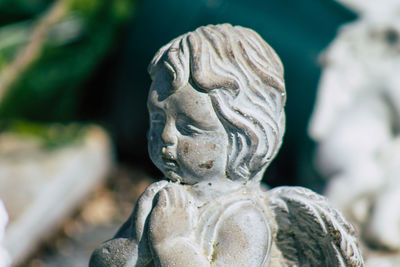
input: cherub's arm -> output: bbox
[89,180,167,267]
[210,202,271,267]
[148,185,209,267]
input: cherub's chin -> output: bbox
[165,170,182,183]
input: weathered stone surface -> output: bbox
[91,24,363,266]
[0,125,112,265]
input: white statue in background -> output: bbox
[90,24,363,267]
[0,201,10,267]
[309,0,400,256]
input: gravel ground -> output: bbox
[20,165,154,267]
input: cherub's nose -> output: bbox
[161,122,177,146]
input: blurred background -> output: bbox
[0,0,357,266]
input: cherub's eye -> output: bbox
[176,122,203,136]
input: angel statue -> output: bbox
[90,24,363,267]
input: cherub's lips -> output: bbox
[162,160,179,172]
[161,154,178,169]
[164,160,177,168]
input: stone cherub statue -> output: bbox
[90,24,363,267]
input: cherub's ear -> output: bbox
[268,186,364,267]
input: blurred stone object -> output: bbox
[0,200,10,267]
[335,0,400,19]
[90,24,363,267]
[0,0,134,121]
[0,124,113,265]
[309,0,400,265]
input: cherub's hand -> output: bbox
[133,180,168,240]
[149,184,197,245]
[90,180,168,267]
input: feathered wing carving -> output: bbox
[268,186,364,267]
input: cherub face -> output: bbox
[147,68,228,184]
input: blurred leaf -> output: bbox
[0,0,135,121]
[4,120,86,149]
[0,20,33,70]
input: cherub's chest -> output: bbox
[194,195,271,260]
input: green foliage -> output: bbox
[4,120,86,150]
[0,20,32,70]
[0,0,135,121]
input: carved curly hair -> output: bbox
[148,23,286,182]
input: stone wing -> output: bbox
[268,186,364,267]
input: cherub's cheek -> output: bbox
[179,139,208,162]
[208,142,217,151]
[178,140,195,161]
[198,160,214,170]
[206,140,226,158]
[178,137,225,173]
[182,142,190,155]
